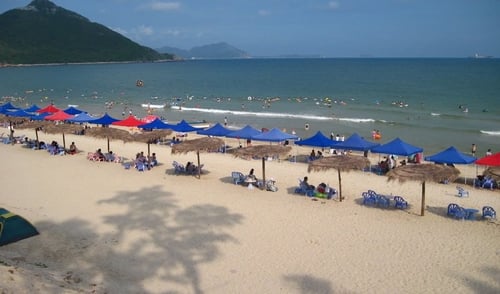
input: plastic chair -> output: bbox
[447,203,460,217]
[482,206,496,220]
[362,192,377,206]
[482,178,496,190]
[394,196,408,209]
[376,195,390,208]
[172,161,185,174]
[294,179,314,197]
[456,186,469,197]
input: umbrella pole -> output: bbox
[62,132,66,150]
[421,181,426,216]
[338,169,342,202]
[261,157,266,190]
[148,143,151,157]
[107,137,110,153]
[35,128,39,144]
[196,150,201,179]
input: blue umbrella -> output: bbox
[226,125,262,139]
[67,112,97,123]
[89,113,120,125]
[30,112,51,120]
[251,128,298,142]
[371,138,423,156]
[0,102,19,112]
[424,146,476,164]
[138,118,176,130]
[23,104,41,113]
[197,123,232,137]
[334,133,379,152]
[5,109,33,118]
[295,131,338,148]
[63,106,84,115]
[171,120,203,132]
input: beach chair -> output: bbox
[172,161,185,174]
[482,206,496,220]
[362,192,377,206]
[376,195,390,208]
[447,203,466,219]
[294,179,314,197]
[481,177,496,190]
[456,186,469,197]
[232,172,245,185]
[447,203,460,217]
[394,196,408,209]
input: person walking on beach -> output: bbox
[471,144,477,156]
[224,116,228,126]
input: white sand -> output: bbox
[1,127,499,293]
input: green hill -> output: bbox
[0,0,173,64]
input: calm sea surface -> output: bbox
[1,58,499,155]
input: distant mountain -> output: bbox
[157,42,250,59]
[0,0,173,64]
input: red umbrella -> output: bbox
[475,152,500,166]
[37,104,60,114]
[112,115,146,127]
[44,111,74,121]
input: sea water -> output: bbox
[1,58,499,154]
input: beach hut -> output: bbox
[387,164,460,216]
[171,137,225,178]
[308,155,370,202]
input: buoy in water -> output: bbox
[136,80,144,87]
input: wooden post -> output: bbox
[106,137,110,153]
[196,150,201,179]
[421,181,426,216]
[338,169,342,202]
[261,157,266,190]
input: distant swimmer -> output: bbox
[305,123,309,131]
[136,80,144,87]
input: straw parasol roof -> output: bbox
[85,127,134,152]
[308,155,370,201]
[14,120,53,142]
[132,129,172,156]
[44,123,85,149]
[171,137,225,178]
[483,167,500,182]
[232,145,292,189]
[387,164,460,216]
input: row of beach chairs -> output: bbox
[362,190,408,209]
[447,204,496,221]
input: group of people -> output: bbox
[308,149,324,161]
[300,176,335,198]
[244,168,278,191]
[134,151,158,170]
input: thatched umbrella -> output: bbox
[387,164,460,216]
[171,137,225,178]
[308,155,370,201]
[232,145,292,189]
[132,130,172,156]
[85,127,134,152]
[483,167,500,182]
[15,120,53,143]
[44,123,85,149]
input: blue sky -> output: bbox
[1,0,499,57]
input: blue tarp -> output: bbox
[424,146,476,164]
[226,125,262,139]
[371,138,423,156]
[334,133,379,152]
[89,113,120,125]
[197,123,232,137]
[295,131,338,148]
[251,128,298,142]
[138,118,176,130]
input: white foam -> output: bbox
[480,130,500,136]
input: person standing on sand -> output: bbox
[471,144,477,156]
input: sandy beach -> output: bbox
[1,126,499,293]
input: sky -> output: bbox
[1,0,500,57]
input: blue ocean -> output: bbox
[1,58,499,154]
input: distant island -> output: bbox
[156,42,250,59]
[0,0,173,65]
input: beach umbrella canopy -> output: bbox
[334,133,380,152]
[475,152,500,166]
[36,104,60,114]
[0,102,19,112]
[171,120,203,132]
[251,128,298,142]
[197,123,232,137]
[85,127,133,152]
[23,104,41,113]
[232,145,292,188]
[112,115,146,127]
[295,131,338,148]
[424,146,476,165]
[171,137,225,178]
[5,109,33,118]
[67,112,96,123]
[132,129,173,156]
[63,106,84,115]
[138,118,176,130]
[308,155,370,201]
[371,137,423,156]
[90,113,120,125]
[30,112,51,121]
[13,120,52,142]
[142,115,159,123]
[387,164,460,216]
[44,110,74,121]
[226,125,262,139]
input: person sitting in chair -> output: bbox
[186,162,196,174]
[246,168,257,182]
[302,176,315,190]
[68,142,78,154]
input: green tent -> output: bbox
[0,208,39,246]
